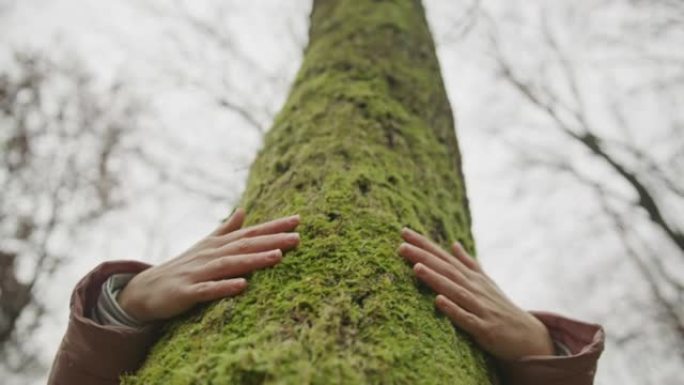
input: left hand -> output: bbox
[398,228,555,361]
[117,209,300,323]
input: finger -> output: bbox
[398,243,470,287]
[216,214,300,245]
[414,263,483,316]
[216,233,300,257]
[401,228,467,271]
[451,242,481,272]
[194,250,283,281]
[212,208,246,236]
[189,278,247,303]
[435,294,483,336]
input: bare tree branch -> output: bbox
[492,29,684,254]
[0,51,145,371]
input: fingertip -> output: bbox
[401,227,412,239]
[268,249,283,262]
[286,214,301,225]
[406,227,421,235]
[435,294,447,306]
[230,208,246,222]
[413,263,425,273]
[453,241,467,254]
[288,232,301,244]
[213,208,246,235]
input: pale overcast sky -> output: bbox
[2,0,681,384]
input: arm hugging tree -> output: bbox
[126,0,495,383]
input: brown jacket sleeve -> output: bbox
[48,261,158,385]
[498,311,605,385]
[49,262,604,385]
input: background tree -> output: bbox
[0,51,144,375]
[2,0,682,383]
[126,0,495,384]
[435,0,684,382]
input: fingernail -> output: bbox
[235,278,247,286]
[414,263,425,273]
[403,227,419,237]
[268,249,283,261]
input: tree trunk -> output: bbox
[125,0,495,383]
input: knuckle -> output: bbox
[196,249,216,260]
[235,257,251,270]
[243,227,259,237]
[236,238,252,253]
[209,258,228,272]
[446,268,464,283]
[463,311,477,324]
[470,273,487,287]
[193,282,215,298]
[178,267,197,280]
[183,283,205,299]
[456,287,470,300]
[478,322,497,343]
[193,281,210,293]
[462,268,478,280]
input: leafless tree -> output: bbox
[1,5,304,370]
[0,50,145,374]
[131,0,304,134]
[465,0,683,382]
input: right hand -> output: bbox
[117,208,300,323]
[398,228,554,361]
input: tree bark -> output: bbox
[125,0,495,383]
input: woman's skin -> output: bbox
[118,209,554,362]
[117,209,301,323]
[398,228,555,361]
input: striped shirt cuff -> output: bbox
[91,273,147,329]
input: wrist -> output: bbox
[523,315,555,357]
[116,277,151,324]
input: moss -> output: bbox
[124,0,494,384]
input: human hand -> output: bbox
[117,209,300,323]
[398,228,554,361]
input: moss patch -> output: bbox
[124,0,494,384]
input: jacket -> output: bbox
[48,261,604,385]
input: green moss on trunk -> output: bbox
[124,0,496,384]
